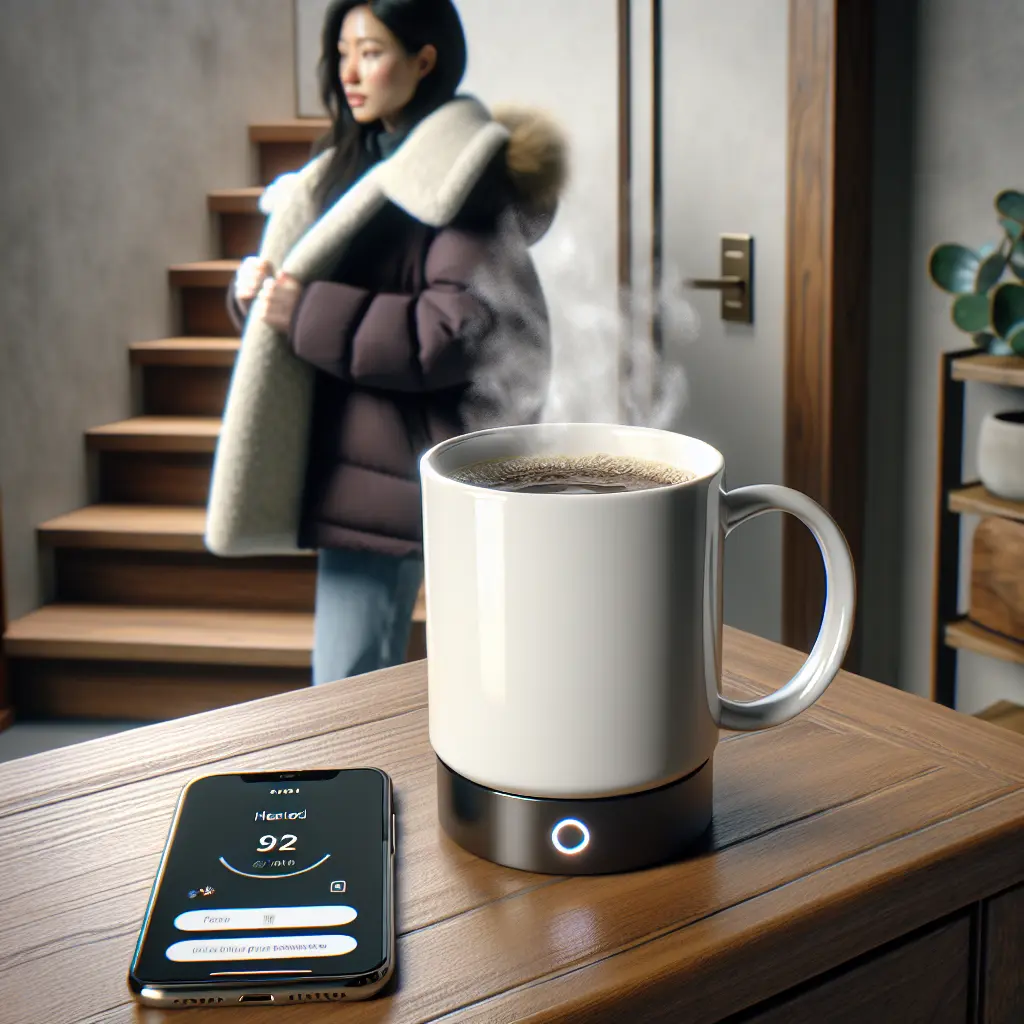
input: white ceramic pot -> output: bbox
[978,411,1024,502]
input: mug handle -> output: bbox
[715,484,856,731]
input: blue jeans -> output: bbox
[312,547,424,686]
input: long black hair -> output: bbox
[314,0,468,209]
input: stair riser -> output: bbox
[220,212,265,260]
[54,550,315,612]
[143,366,231,418]
[12,659,309,720]
[99,452,211,505]
[181,287,238,337]
[259,141,315,186]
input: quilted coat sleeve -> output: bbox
[287,227,504,392]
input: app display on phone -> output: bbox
[131,770,389,985]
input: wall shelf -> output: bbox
[974,699,1024,736]
[932,349,1024,708]
[946,619,1024,668]
[951,354,1024,388]
[948,484,1024,523]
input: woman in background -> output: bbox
[229,0,566,685]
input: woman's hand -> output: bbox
[255,273,305,333]
[234,257,274,314]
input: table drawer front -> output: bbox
[984,883,1024,1024]
[743,915,970,1024]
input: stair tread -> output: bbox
[38,504,209,550]
[36,505,320,560]
[249,119,330,143]
[4,604,313,667]
[130,338,239,366]
[170,259,241,272]
[86,416,220,453]
[169,260,240,288]
[88,416,221,436]
[208,187,265,213]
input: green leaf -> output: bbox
[929,244,980,293]
[975,249,1008,292]
[1000,217,1024,241]
[953,293,991,332]
[1008,324,1024,356]
[995,189,1024,225]
[1010,235,1024,280]
[991,282,1024,339]
[974,331,996,350]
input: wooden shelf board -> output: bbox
[974,700,1024,737]
[249,119,330,144]
[951,354,1024,388]
[129,338,239,367]
[945,619,1024,667]
[948,484,1024,523]
[3,605,313,668]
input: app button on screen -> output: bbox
[166,935,358,962]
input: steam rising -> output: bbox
[463,217,700,432]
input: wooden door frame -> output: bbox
[781,0,872,667]
[624,0,872,667]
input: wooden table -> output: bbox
[2,628,1023,1023]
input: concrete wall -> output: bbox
[0,0,295,621]
[900,0,1024,706]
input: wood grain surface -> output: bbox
[970,517,1024,642]
[0,628,1021,1024]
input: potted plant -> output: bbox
[928,188,1024,355]
[930,189,1024,501]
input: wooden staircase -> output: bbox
[3,119,426,722]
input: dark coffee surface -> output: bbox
[450,453,693,494]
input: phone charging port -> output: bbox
[239,994,274,1003]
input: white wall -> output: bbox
[0,0,295,621]
[902,0,1024,707]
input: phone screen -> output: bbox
[130,769,391,987]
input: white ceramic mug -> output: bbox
[420,423,856,802]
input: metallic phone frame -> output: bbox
[127,768,396,1008]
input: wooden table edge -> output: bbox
[442,788,1024,1023]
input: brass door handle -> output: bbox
[685,275,746,290]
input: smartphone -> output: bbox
[128,768,395,1008]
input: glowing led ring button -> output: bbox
[551,818,590,855]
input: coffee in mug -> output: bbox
[451,452,693,494]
